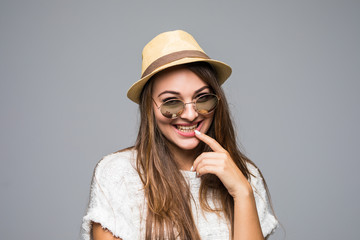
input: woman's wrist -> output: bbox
[232,182,254,201]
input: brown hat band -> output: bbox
[141,50,210,78]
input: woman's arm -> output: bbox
[92,222,122,240]
[193,130,264,240]
[233,190,264,240]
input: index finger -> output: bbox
[194,130,226,153]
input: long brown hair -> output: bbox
[134,62,271,239]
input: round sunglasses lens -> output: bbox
[161,100,184,118]
[196,95,218,115]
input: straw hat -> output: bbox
[127,30,232,104]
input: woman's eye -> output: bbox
[195,93,209,99]
[169,100,181,104]
[162,97,178,103]
[163,99,183,107]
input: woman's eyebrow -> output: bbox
[158,91,180,97]
[194,86,210,94]
[157,86,210,98]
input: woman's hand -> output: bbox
[193,130,264,240]
[192,130,253,200]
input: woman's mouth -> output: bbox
[176,123,198,132]
[173,121,203,136]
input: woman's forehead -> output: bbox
[151,67,208,96]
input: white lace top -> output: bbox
[81,149,278,240]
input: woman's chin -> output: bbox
[169,138,201,151]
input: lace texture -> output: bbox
[81,149,278,240]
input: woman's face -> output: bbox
[152,67,214,151]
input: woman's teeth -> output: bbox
[176,124,198,132]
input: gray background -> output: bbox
[1,0,359,239]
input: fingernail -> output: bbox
[194,130,201,135]
[190,166,193,171]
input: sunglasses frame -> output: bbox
[153,93,220,119]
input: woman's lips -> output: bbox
[173,121,203,137]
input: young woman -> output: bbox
[81,30,278,240]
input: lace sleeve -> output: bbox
[81,153,139,240]
[247,163,279,238]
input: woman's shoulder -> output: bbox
[94,148,138,181]
[245,161,262,181]
[245,161,267,195]
[245,161,279,237]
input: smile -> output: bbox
[176,123,198,132]
[173,121,203,137]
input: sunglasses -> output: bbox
[154,93,220,119]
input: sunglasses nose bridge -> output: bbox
[183,101,196,107]
[180,101,198,120]
[183,101,198,113]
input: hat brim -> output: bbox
[127,58,232,104]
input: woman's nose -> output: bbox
[180,102,198,121]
